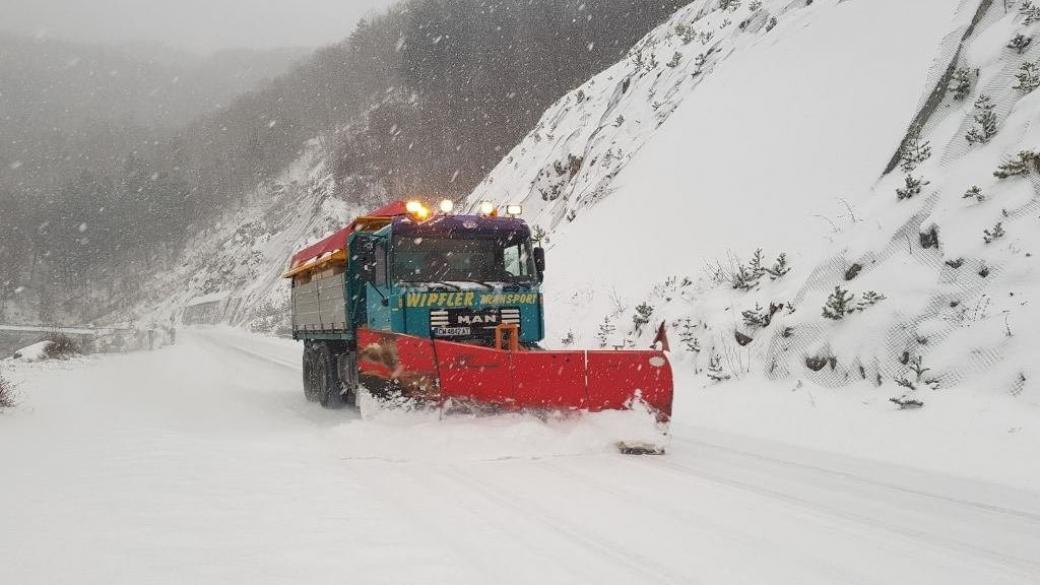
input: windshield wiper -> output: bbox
[430,281,462,291]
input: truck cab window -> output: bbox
[502,243,531,278]
[374,243,387,286]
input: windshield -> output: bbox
[393,235,536,284]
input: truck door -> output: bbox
[348,237,375,330]
[348,235,391,331]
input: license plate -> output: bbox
[433,326,472,337]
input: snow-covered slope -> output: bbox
[469,0,1040,407]
[115,142,368,332]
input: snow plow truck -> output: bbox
[284,199,673,424]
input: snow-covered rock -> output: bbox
[13,341,54,362]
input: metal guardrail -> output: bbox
[0,324,137,336]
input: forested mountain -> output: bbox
[0,0,689,323]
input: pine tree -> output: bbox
[1009,34,1033,54]
[693,53,709,75]
[855,291,886,311]
[678,318,701,353]
[1014,61,1040,92]
[983,222,1005,244]
[707,353,730,382]
[632,302,654,334]
[965,94,998,145]
[899,126,932,172]
[766,252,791,279]
[995,150,1040,179]
[963,185,985,202]
[748,248,766,280]
[666,51,683,68]
[596,316,616,348]
[742,304,771,328]
[822,286,854,320]
[949,67,973,101]
[896,174,929,200]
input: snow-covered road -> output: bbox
[2,329,1038,585]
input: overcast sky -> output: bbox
[0,0,399,53]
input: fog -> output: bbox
[0,0,398,52]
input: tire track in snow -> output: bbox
[437,464,696,585]
[537,458,873,585]
[671,433,1040,522]
[633,454,1040,580]
[351,462,617,585]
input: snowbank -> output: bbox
[12,341,54,362]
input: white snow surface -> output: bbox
[1,328,1038,584]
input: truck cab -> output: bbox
[349,213,545,347]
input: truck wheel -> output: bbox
[302,342,319,402]
[315,343,346,409]
[337,350,360,409]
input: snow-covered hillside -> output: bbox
[114,142,364,332]
[469,0,1040,407]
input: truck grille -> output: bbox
[430,307,521,337]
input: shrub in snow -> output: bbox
[844,263,863,281]
[994,150,1040,178]
[891,356,939,409]
[719,0,741,10]
[766,252,791,279]
[677,318,702,354]
[0,372,15,408]
[674,23,698,45]
[632,302,654,334]
[963,185,985,202]
[766,17,778,32]
[896,174,929,200]
[822,286,855,320]
[919,225,940,249]
[822,287,884,320]
[553,154,584,178]
[1013,61,1040,92]
[1009,34,1033,55]
[890,395,924,409]
[693,52,710,75]
[856,291,886,310]
[731,262,761,291]
[532,225,547,243]
[667,52,683,68]
[983,221,1006,244]
[899,127,932,172]
[707,353,731,382]
[749,0,762,10]
[965,95,998,145]
[742,302,783,329]
[727,249,789,290]
[596,316,616,349]
[1021,1,1040,25]
[949,67,973,101]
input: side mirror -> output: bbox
[533,247,546,281]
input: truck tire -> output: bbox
[337,350,360,409]
[302,341,319,402]
[315,343,346,409]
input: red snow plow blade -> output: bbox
[356,328,673,420]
